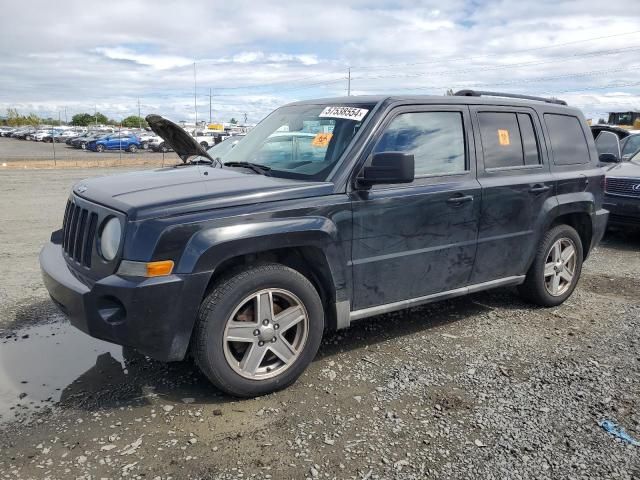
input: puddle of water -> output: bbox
[0,319,224,425]
[0,321,123,423]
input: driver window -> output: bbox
[374,111,466,176]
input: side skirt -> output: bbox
[337,275,525,327]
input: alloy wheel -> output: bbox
[223,288,309,380]
[544,238,577,296]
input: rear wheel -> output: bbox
[193,263,324,397]
[200,141,208,148]
[95,144,105,153]
[128,144,138,153]
[160,143,168,153]
[518,224,583,307]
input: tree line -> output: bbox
[1,108,147,128]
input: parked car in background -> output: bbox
[137,132,161,150]
[70,133,103,149]
[86,133,142,153]
[12,127,36,139]
[590,125,640,229]
[148,138,172,153]
[191,130,220,149]
[620,134,640,162]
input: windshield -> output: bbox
[207,135,245,160]
[221,103,375,180]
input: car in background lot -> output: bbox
[86,133,142,153]
[620,133,640,161]
[591,125,640,229]
[148,137,172,153]
[12,127,36,139]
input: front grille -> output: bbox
[605,177,640,198]
[62,199,98,267]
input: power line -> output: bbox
[351,29,640,71]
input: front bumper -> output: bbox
[604,194,640,228]
[40,242,210,361]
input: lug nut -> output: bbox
[271,337,277,343]
[253,329,260,336]
[262,319,269,326]
[258,341,264,347]
[274,324,279,330]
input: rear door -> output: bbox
[350,105,481,310]
[469,106,556,283]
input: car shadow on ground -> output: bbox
[53,289,522,412]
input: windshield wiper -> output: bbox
[223,161,272,176]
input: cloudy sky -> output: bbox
[1,0,640,124]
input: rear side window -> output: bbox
[544,114,590,165]
[478,112,541,169]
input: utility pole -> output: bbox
[193,62,198,127]
[243,113,247,124]
[137,97,142,129]
[64,106,67,125]
[347,67,351,96]
[95,105,98,127]
[205,88,213,125]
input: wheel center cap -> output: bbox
[258,326,275,342]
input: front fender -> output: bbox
[176,216,348,296]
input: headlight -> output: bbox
[100,217,122,261]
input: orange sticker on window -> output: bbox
[311,132,333,147]
[498,129,510,146]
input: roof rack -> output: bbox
[454,89,567,106]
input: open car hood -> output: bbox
[145,114,215,163]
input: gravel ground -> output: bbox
[0,168,639,479]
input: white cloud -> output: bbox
[0,0,639,123]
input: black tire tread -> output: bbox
[193,262,322,397]
[518,224,583,307]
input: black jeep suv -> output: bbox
[40,90,608,397]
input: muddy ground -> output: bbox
[0,168,639,479]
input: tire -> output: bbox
[193,263,324,397]
[141,141,149,150]
[128,144,138,153]
[518,224,583,307]
[200,141,208,148]
[95,144,105,153]
[81,142,87,150]
[160,143,168,153]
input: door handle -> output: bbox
[529,184,551,194]
[446,194,474,205]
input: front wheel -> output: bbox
[518,224,583,307]
[128,144,138,153]
[95,144,105,152]
[193,263,324,397]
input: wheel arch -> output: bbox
[177,217,350,332]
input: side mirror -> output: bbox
[358,152,415,188]
[599,153,620,164]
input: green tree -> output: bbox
[71,112,108,126]
[6,108,41,126]
[121,115,148,128]
[229,117,238,125]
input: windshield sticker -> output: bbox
[498,129,510,146]
[311,132,333,147]
[319,106,369,122]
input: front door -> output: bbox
[350,106,481,311]
[469,106,556,283]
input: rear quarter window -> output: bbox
[544,113,591,165]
